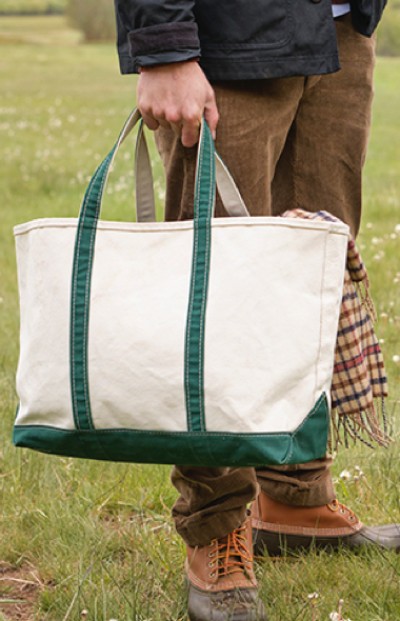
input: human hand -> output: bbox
[137,60,219,147]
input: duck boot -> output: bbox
[251,492,400,557]
[186,517,267,621]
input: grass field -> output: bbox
[0,16,399,621]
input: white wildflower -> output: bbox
[392,355,400,364]
[339,469,352,481]
[49,117,62,129]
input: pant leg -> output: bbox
[271,13,376,236]
[171,467,258,547]
[156,76,305,221]
[158,77,305,546]
[256,458,335,507]
[257,14,376,507]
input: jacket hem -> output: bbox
[200,54,340,81]
[119,52,340,79]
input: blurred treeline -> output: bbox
[0,0,399,55]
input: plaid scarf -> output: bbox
[283,209,390,449]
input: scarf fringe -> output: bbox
[330,398,391,450]
[356,280,377,323]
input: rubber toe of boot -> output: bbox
[188,584,268,621]
[345,524,400,551]
[253,527,400,557]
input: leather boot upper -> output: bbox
[251,493,363,537]
[186,517,257,593]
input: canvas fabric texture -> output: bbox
[13,112,349,467]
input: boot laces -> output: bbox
[208,523,253,579]
[328,499,357,522]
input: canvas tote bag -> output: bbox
[13,109,349,467]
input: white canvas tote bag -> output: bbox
[13,109,349,466]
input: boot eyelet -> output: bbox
[208,561,215,567]
[340,509,346,514]
[209,572,216,578]
[208,552,215,558]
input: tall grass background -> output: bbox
[0,14,399,621]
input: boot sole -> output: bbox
[253,526,400,557]
[253,530,358,557]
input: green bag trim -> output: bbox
[70,150,114,430]
[13,394,329,467]
[184,121,215,432]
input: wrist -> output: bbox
[139,59,200,73]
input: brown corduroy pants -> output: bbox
[155,15,376,547]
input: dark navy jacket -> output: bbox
[114,0,386,80]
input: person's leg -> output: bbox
[156,74,307,542]
[156,78,304,545]
[252,16,400,556]
[156,76,305,223]
[256,458,335,508]
[256,14,375,511]
[171,466,258,547]
[272,13,375,236]
[156,76,305,620]
[157,73,312,542]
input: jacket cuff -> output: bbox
[128,22,201,68]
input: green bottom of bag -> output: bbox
[13,393,329,467]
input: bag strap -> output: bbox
[134,124,250,221]
[134,122,156,222]
[70,108,235,431]
[184,119,215,432]
[70,108,142,430]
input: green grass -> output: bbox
[0,16,400,621]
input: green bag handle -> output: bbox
[70,109,242,432]
[135,123,250,222]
